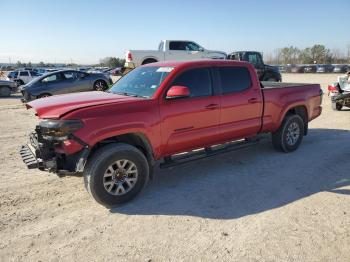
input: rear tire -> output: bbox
[0,86,11,97]
[272,114,304,153]
[331,102,342,111]
[84,143,149,208]
[93,80,108,91]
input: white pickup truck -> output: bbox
[124,40,227,69]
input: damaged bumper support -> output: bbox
[19,126,89,174]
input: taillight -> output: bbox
[328,85,338,93]
[127,52,132,61]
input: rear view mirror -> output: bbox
[166,85,190,99]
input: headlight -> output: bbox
[39,119,84,139]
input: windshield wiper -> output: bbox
[114,92,148,98]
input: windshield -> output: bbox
[109,66,173,98]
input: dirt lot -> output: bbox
[0,74,349,262]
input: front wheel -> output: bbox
[84,143,149,207]
[331,102,342,111]
[272,114,305,153]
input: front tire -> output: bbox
[331,102,342,111]
[272,114,305,152]
[84,143,149,207]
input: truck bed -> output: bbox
[261,81,315,89]
[260,81,322,133]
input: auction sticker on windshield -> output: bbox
[156,67,174,73]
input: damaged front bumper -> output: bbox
[19,126,90,175]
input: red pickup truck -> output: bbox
[20,60,322,207]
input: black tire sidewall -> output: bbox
[85,144,149,207]
[280,115,304,152]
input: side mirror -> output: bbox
[166,85,190,99]
[199,47,204,52]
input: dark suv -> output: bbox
[227,51,281,82]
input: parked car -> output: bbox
[303,64,317,73]
[105,67,122,76]
[20,60,323,207]
[124,40,227,70]
[316,64,334,73]
[7,70,40,85]
[20,69,113,102]
[0,80,18,97]
[291,65,306,73]
[333,64,348,73]
[328,75,350,110]
[227,51,281,81]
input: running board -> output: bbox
[159,138,260,169]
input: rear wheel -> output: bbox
[272,114,304,152]
[332,102,342,111]
[84,143,149,207]
[93,80,108,91]
[0,86,11,97]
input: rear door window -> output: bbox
[20,71,29,76]
[169,41,186,51]
[63,71,77,79]
[171,68,212,97]
[218,67,251,94]
[41,73,62,83]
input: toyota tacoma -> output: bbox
[20,60,323,207]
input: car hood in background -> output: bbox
[26,91,142,119]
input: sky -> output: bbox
[0,0,349,64]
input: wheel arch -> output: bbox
[141,57,158,65]
[89,132,155,178]
[93,78,108,86]
[279,105,309,135]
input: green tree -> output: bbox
[99,57,125,68]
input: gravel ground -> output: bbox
[0,73,349,262]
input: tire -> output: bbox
[266,77,278,82]
[331,102,342,111]
[84,143,149,207]
[93,80,108,91]
[38,93,51,99]
[272,114,305,153]
[0,86,11,97]
[142,59,157,65]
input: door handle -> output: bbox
[248,98,258,104]
[205,103,219,110]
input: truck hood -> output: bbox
[26,91,141,119]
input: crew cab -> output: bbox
[20,60,322,207]
[124,40,226,69]
[228,51,281,82]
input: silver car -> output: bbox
[21,70,112,101]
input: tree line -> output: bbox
[13,57,126,69]
[265,44,350,65]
